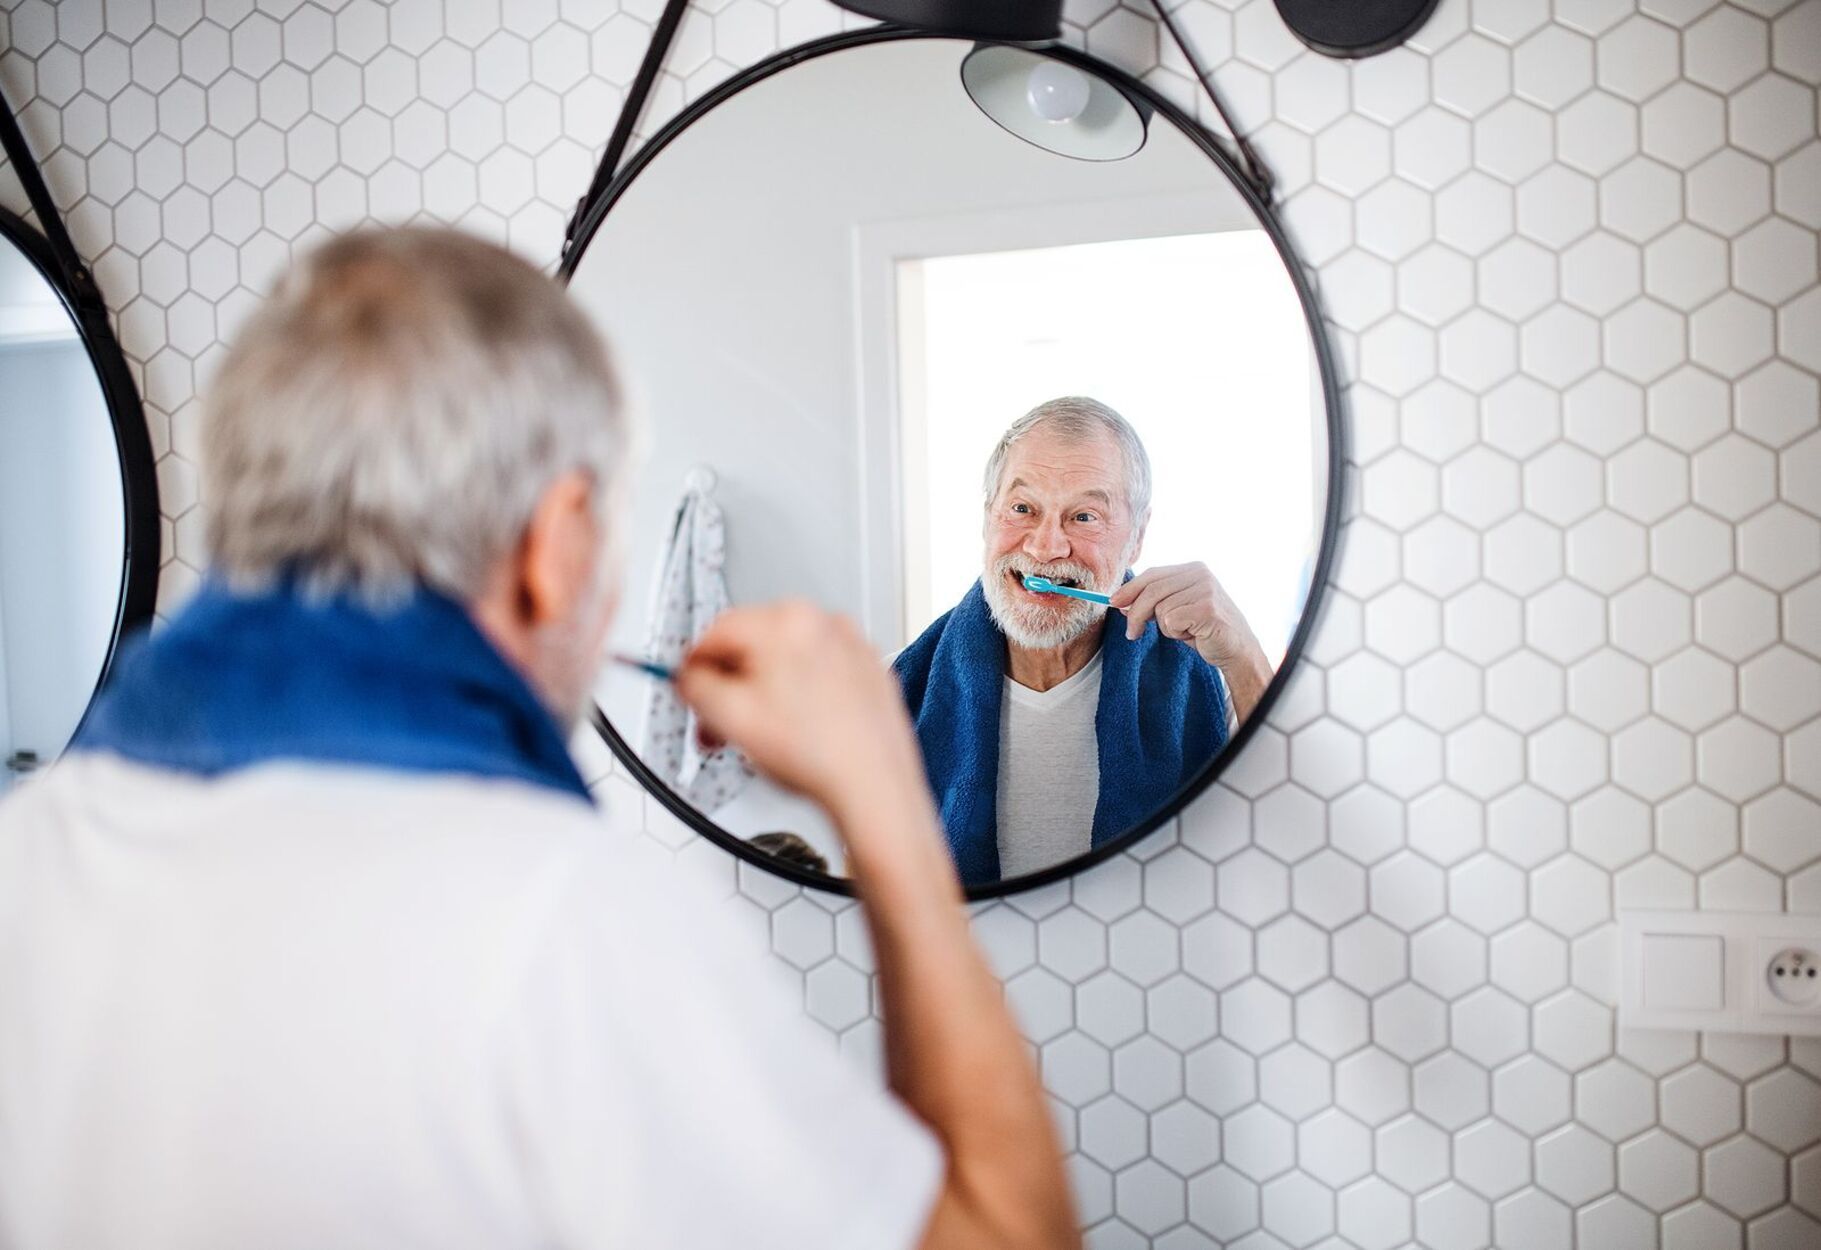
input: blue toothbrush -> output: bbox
[611,651,676,681]
[1023,575,1113,605]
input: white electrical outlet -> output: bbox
[1621,911,1821,1037]
[1760,941,1821,1014]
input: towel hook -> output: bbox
[684,465,717,494]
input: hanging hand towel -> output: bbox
[640,476,753,811]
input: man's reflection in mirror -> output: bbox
[893,398,1274,887]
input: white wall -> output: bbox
[4,2,1819,1245]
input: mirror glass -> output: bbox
[569,36,1332,890]
[0,226,127,797]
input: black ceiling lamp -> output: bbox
[829,0,1274,192]
[829,0,1063,43]
[960,43,1151,162]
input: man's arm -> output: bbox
[1108,563,1274,722]
[677,604,1078,1250]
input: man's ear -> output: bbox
[1128,511,1150,569]
[520,468,598,626]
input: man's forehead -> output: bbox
[998,429,1124,490]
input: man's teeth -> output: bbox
[1017,571,1083,589]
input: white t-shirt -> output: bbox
[993,650,1240,878]
[995,651,1104,879]
[0,754,941,1250]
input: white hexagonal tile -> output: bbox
[1597,13,1681,101]
[1685,4,1771,93]
[1531,854,1613,936]
[1415,1181,1492,1250]
[1538,1122,1617,1204]
[1689,149,1775,236]
[1558,90,1642,180]
[1114,1035,1183,1113]
[1489,784,1572,868]
[1389,110,1470,197]
[1221,977,1294,1057]
[1454,986,1530,1068]
[1643,80,1730,171]
[1618,1127,1701,1211]
[1298,979,1370,1062]
[1379,1112,1452,1195]
[1494,1052,1574,1134]
[1489,920,1569,1001]
[1577,1057,1657,1141]
[1456,1117,1532,1199]
[1514,23,1595,106]
[1602,156,1685,244]
[1653,506,1737,591]
[1320,899,1408,998]
[1705,1133,1786,1218]
[1647,222,1731,311]
[1434,32,1512,117]
[1746,1068,1821,1153]
[1739,503,1821,589]
[1223,1102,1295,1181]
[1188,1164,1259,1242]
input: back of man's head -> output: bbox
[202,227,628,606]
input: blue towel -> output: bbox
[893,579,1229,886]
[74,576,591,804]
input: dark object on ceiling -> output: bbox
[1275,0,1442,58]
[828,0,1063,43]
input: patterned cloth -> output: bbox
[640,480,752,811]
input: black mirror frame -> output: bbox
[0,204,163,744]
[561,26,1348,901]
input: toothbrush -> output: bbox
[611,652,675,681]
[1023,575,1113,606]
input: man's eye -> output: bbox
[1011,503,1032,515]
[1074,512,1098,523]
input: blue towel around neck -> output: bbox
[73,576,592,804]
[892,579,1229,886]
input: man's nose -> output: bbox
[1024,519,1070,562]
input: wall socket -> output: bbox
[1762,943,1821,1011]
[1620,911,1821,1037]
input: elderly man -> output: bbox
[894,398,1272,886]
[0,230,1073,1249]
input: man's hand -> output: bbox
[673,601,931,831]
[1108,562,1274,722]
[678,601,1078,1250]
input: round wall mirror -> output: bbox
[565,31,1341,897]
[0,208,159,797]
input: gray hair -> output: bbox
[981,396,1152,520]
[202,227,629,605]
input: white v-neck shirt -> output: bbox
[996,650,1104,879]
[0,753,941,1250]
[992,648,1239,878]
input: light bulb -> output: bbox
[1025,61,1090,124]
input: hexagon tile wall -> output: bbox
[3,0,1819,1246]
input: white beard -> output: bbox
[535,548,619,731]
[980,552,1108,650]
